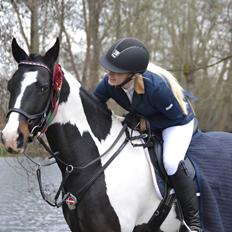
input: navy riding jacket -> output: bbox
[94,70,195,130]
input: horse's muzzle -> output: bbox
[1,120,30,154]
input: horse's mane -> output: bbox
[79,86,112,117]
[77,86,114,140]
[28,54,41,59]
[27,54,44,63]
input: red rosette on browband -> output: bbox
[53,63,63,93]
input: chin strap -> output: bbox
[116,73,135,88]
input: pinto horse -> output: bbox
[1,39,180,232]
[2,39,232,232]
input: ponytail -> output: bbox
[147,63,188,115]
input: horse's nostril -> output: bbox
[7,147,13,153]
[17,131,24,148]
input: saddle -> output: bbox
[124,113,198,190]
[124,113,198,230]
[147,133,196,195]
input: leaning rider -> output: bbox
[94,37,202,232]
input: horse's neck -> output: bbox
[46,69,123,162]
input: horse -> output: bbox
[2,38,232,232]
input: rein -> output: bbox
[26,123,129,208]
[9,61,131,208]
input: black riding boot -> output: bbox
[169,161,203,232]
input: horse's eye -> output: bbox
[40,86,49,93]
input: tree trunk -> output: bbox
[82,0,105,90]
[26,0,40,53]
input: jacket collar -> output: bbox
[134,74,145,94]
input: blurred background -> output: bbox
[0,0,232,132]
[0,1,231,231]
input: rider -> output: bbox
[94,37,202,232]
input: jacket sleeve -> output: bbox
[150,82,186,121]
[94,75,111,103]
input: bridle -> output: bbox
[6,61,61,137]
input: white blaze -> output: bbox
[2,71,38,147]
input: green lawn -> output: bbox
[0,144,7,156]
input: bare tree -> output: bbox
[11,0,41,53]
[82,0,105,90]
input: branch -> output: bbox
[167,54,232,73]
[11,0,30,51]
[194,55,232,71]
[55,1,80,81]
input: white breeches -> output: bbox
[162,118,195,176]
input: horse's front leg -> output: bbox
[63,205,80,232]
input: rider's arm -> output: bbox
[150,82,186,121]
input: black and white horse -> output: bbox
[1,39,179,232]
[2,38,232,232]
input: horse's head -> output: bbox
[1,38,59,153]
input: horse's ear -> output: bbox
[12,38,28,63]
[44,38,60,65]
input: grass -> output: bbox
[0,143,48,158]
[0,144,8,156]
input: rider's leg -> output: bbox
[162,119,202,232]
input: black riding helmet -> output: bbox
[100,37,150,74]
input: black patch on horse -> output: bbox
[46,123,121,232]
[80,87,112,141]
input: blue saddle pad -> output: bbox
[187,130,232,232]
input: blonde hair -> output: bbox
[147,63,188,115]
